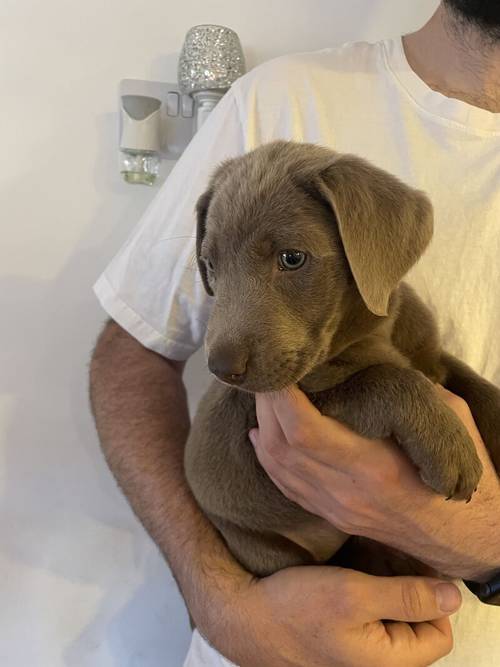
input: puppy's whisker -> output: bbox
[158,235,196,242]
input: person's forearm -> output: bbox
[415,483,500,582]
[89,321,249,636]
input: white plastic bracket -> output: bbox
[119,79,195,160]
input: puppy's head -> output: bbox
[196,140,433,392]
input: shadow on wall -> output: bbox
[0,111,204,666]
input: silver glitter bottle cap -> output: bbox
[178,24,246,95]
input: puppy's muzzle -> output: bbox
[208,344,248,385]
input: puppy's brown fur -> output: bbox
[184,140,500,578]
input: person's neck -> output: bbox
[403,3,500,112]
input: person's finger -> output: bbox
[266,387,371,471]
[384,616,453,665]
[254,391,332,467]
[254,393,287,445]
[269,386,353,452]
[251,425,314,486]
[353,573,462,623]
[409,615,452,644]
[252,393,296,467]
[268,386,322,440]
[250,425,340,512]
[252,398,366,500]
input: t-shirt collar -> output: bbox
[383,35,500,135]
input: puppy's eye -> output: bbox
[278,250,307,271]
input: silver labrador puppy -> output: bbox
[184,140,500,578]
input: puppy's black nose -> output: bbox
[208,346,248,384]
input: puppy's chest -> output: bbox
[300,343,400,393]
[299,358,357,393]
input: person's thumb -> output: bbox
[361,574,462,622]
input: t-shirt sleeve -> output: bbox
[93,85,245,360]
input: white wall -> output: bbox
[0,1,439,665]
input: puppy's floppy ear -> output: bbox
[315,155,433,316]
[195,187,214,296]
[195,157,236,296]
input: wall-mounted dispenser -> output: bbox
[118,79,196,186]
[120,95,162,185]
[118,24,246,186]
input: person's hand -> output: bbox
[213,566,459,667]
[249,385,500,581]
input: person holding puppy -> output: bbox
[90,1,500,666]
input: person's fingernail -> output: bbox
[435,583,462,612]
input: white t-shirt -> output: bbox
[94,37,500,666]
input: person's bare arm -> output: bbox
[89,320,246,632]
[89,320,459,667]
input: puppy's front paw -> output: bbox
[418,418,483,502]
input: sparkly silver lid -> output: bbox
[178,24,246,95]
